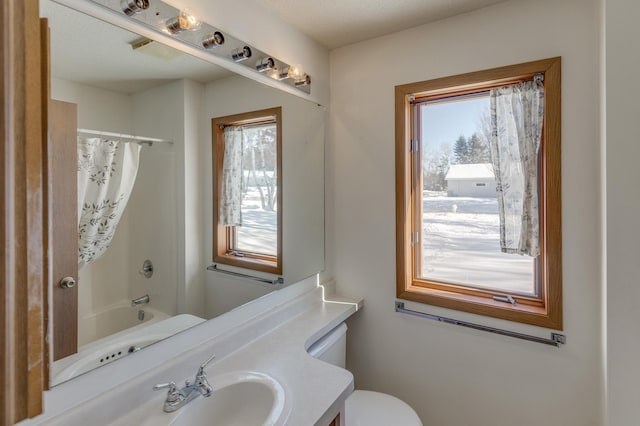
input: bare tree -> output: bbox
[242,126,277,211]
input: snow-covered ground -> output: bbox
[236,186,277,255]
[421,191,535,295]
[235,188,535,296]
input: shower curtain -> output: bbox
[77,138,141,268]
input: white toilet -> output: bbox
[308,323,422,426]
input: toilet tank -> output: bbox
[307,323,347,368]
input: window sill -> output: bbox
[398,282,562,330]
[214,254,281,275]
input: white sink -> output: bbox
[116,371,289,426]
[171,372,287,425]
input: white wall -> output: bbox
[51,77,132,132]
[605,0,640,424]
[181,79,207,318]
[128,81,183,317]
[328,0,604,425]
[128,79,208,320]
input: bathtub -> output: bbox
[78,302,170,346]
[52,313,205,386]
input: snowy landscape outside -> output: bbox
[236,184,277,256]
[235,123,278,256]
[419,95,537,296]
[421,190,535,295]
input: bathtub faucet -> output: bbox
[131,294,150,307]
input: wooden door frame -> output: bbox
[1,0,48,423]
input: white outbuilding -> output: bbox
[445,163,496,198]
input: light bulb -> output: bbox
[165,11,201,34]
[287,64,305,80]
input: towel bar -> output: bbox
[395,301,565,347]
[206,264,284,285]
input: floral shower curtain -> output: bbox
[220,126,243,226]
[77,138,141,268]
[489,79,544,257]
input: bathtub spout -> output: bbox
[131,294,150,307]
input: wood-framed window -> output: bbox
[212,107,282,275]
[395,58,562,329]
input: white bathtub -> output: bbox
[52,313,205,386]
[78,302,169,346]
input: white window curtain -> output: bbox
[77,138,141,268]
[220,126,243,226]
[489,79,544,257]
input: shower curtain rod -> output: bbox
[78,128,173,145]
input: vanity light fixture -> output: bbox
[121,0,149,16]
[256,57,275,72]
[86,0,312,94]
[202,31,225,49]
[231,46,252,62]
[165,11,201,34]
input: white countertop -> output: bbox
[22,279,362,426]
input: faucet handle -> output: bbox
[197,354,216,376]
[153,382,178,399]
[153,381,176,391]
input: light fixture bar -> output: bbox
[80,0,311,94]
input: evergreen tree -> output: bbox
[468,132,490,163]
[453,135,469,164]
[453,133,490,164]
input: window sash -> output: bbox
[410,94,542,300]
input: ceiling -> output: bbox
[256,0,513,49]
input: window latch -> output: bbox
[493,295,517,305]
[411,231,419,245]
[410,139,419,153]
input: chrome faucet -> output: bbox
[131,294,150,307]
[153,354,215,413]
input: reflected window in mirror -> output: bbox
[212,107,283,274]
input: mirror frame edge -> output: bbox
[1,0,49,423]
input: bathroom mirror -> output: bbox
[41,0,325,386]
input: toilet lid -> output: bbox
[345,390,422,426]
